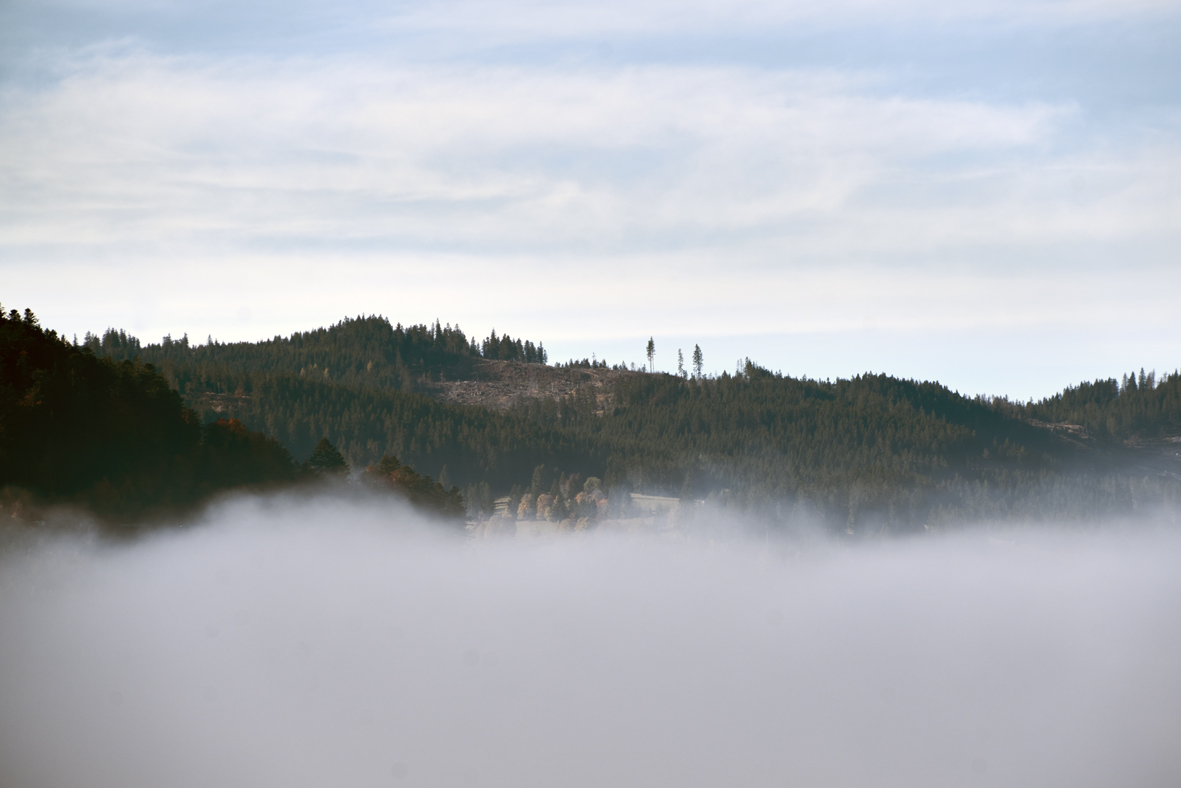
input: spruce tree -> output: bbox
[308,437,349,475]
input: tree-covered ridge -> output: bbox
[156,342,1069,511]
[0,305,298,521]
[72,318,613,508]
[485,362,1178,529]
[86,316,546,394]
[514,365,1061,495]
[190,371,600,492]
[1011,368,1181,441]
[1,304,481,525]
[74,312,1180,531]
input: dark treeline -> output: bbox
[480,329,546,364]
[499,361,1181,530]
[86,316,546,393]
[189,372,601,492]
[0,307,466,525]
[523,362,1061,491]
[83,317,586,489]
[48,311,1181,532]
[993,368,1181,441]
[1,306,294,521]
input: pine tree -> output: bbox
[677,349,685,378]
[692,345,703,378]
[308,437,349,475]
[646,337,655,373]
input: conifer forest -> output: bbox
[3,302,1179,532]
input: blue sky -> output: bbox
[2,0,1178,398]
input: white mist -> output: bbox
[1,495,1178,788]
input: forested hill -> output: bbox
[1010,370,1181,442]
[88,316,548,393]
[0,306,300,521]
[82,318,1068,485]
[75,313,1181,530]
[84,317,599,492]
[532,365,1066,496]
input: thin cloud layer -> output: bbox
[7,53,1177,273]
[0,57,1085,250]
[8,0,1173,44]
[394,0,1181,40]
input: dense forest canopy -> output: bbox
[86,316,546,394]
[82,317,596,490]
[80,320,1071,495]
[0,305,298,520]
[541,366,1061,489]
[1012,369,1181,440]
[0,306,468,525]
[82,315,1181,528]
[495,363,1180,529]
[5,302,1179,531]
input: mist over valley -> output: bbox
[2,495,1180,788]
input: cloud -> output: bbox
[3,51,1177,281]
[1,495,1180,788]
[0,52,1139,256]
[383,0,1181,45]
[9,0,1177,42]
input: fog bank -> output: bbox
[1,496,1179,788]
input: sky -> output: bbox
[1,0,1178,398]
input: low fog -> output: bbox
[1,496,1179,788]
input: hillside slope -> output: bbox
[82,315,1181,530]
[0,307,298,522]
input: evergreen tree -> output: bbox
[646,337,655,373]
[692,345,704,378]
[308,437,349,475]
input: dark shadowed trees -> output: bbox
[361,454,465,521]
[0,304,299,522]
[308,438,350,476]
